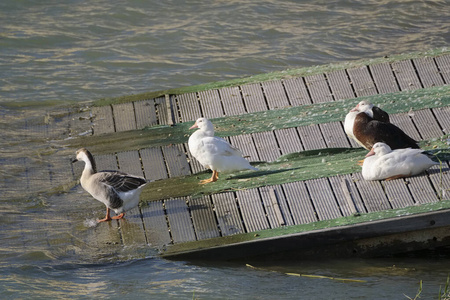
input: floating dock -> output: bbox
[4,50,450,261]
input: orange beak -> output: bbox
[350,104,359,112]
[365,148,375,157]
[189,121,198,130]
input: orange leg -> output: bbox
[199,170,219,184]
[112,213,125,220]
[357,159,365,166]
[98,207,113,223]
[385,174,407,181]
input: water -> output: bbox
[1,0,450,299]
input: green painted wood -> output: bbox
[369,62,399,94]
[241,83,267,113]
[139,147,168,181]
[134,99,158,128]
[392,60,422,91]
[283,77,311,106]
[326,69,355,101]
[304,74,334,103]
[91,106,115,135]
[219,86,247,115]
[236,188,270,232]
[413,57,445,88]
[165,198,196,243]
[261,80,291,109]
[189,196,221,239]
[113,102,136,132]
[211,192,244,236]
[347,66,377,97]
[141,201,172,247]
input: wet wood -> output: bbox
[113,103,136,132]
[141,201,172,247]
[189,196,221,240]
[134,99,158,128]
[92,106,115,134]
[211,192,244,236]
[165,198,196,243]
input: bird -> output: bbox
[361,142,438,181]
[344,100,390,148]
[72,148,148,222]
[346,100,419,150]
[188,117,258,184]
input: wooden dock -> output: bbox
[6,50,450,261]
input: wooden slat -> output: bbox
[118,207,147,246]
[283,77,312,106]
[165,198,196,243]
[117,150,144,177]
[432,107,450,134]
[198,89,224,118]
[241,83,268,113]
[435,55,450,83]
[176,92,201,122]
[389,113,422,141]
[229,134,259,162]
[427,162,450,201]
[94,153,118,171]
[91,106,115,134]
[282,181,317,224]
[305,178,342,220]
[219,86,247,116]
[326,69,355,100]
[139,147,168,181]
[328,175,367,216]
[141,201,172,247]
[154,96,169,125]
[304,74,334,103]
[410,109,443,140]
[211,193,244,236]
[252,131,281,162]
[134,99,158,128]
[68,110,93,137]
[319,122,352,148]
[369,62,399,94]
[381,179,415,209]
[259,185,295,227]
[236,189,270,232]
[261,80,290,109]
[406,176,440,204]
[189,196,221,239]
[161,145,191,177]
[112,103,136,132]
[392,60,422,91]
[347,66,377,97]
[274,127,304,154]
[413,57,445,88]
[352,172,392,212]
[297,125,327,150]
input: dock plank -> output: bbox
[198,89,224,118]
[141,201,172,247]
[297,125,327,150]
[229,134,259,162]
[319,122,352,148]
[282,181,317,225]
[392,60,422,91]
[435,55,450,83]
[165,198,196,243]
[92,106,115,134]
[274,127,304,154]
[259,185,295,227]
[241,83,268,113]
[189,196,221,240]
[432,107,450,134]
[306,178,342,220]
[411,109,443,140]
[262,80,290,109]
[328,175,367,216]
[112,103,136,132]
[154,96,169,125]
[119,207,147,246]
[347,66,377,97]
[389,113,422,141]
[236,189,270,232]
[406,176,440,204]
[117,150,144,177]
[304,74,334,103]
[176,92,201,122]
[381,179,415,209]
[352,172,392,212]
[219,86,247,115]
[427,162,450,201]
[413,57,445,88]
[211,193,244,236]
[161,145,191,177]
[326,69,355,101]
[369,62,399,94]
[94,153,118,171]
[283,77,312,106]
[134,99,158,128]
[252,131,281,162]
[140,147,168,181]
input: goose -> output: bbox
[72,148,148,222]
[188,117,258,184]
[361,142,438,181]
[344,100,390,148]
[350,101,419,150]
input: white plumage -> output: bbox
[362,142,438,181]
[188,118,258,184]
[73,148,148,222]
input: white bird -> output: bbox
[72,148,148,222]
[362,142,438,181]
[188,118,258,184]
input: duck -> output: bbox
[361,142,438,181]
[72,148,149,222]
[188,117,258,184]
[349,101,419,150]
[344,100,390,147]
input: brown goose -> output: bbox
[72,148,148,222]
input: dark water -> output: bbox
[1,0,450,299]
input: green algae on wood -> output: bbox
[67,85,450,155]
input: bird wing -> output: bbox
[201,137,244,157]
[98,171,147,193]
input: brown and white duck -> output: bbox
[345,100,419,150]
[72,148,149,222]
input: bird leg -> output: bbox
[357,159,365,166]
[98,207,113,223]
[385,174,407,181]
[112,213,125,220]
[199,170,219,184]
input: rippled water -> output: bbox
[1,0,450,299]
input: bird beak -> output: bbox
[71,158,78,163]
[189,121,198,130]
[350,104,359,112]
[365,148,375,157]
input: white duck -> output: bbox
[362,142,438,181]
[188,118,258,184]
[72,148,148,222]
